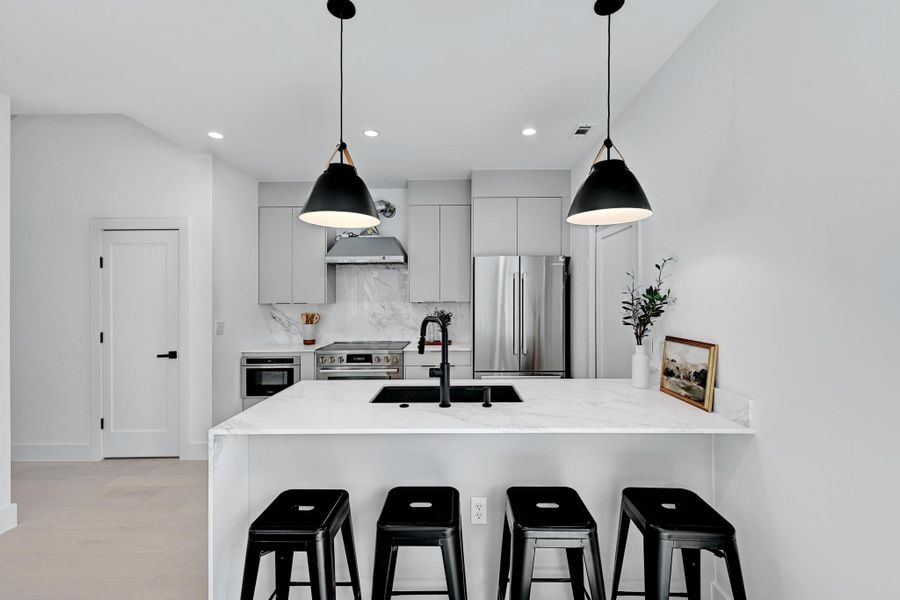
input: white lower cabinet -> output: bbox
[403,350,472,379]
[404,365,473,380]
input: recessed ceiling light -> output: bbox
[207,131,224,140]
[363,129,379,137]
[522,127,537,136]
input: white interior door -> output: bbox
[101,230,179,457]
[595,224,638,378]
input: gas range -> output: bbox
[315,341,409,380]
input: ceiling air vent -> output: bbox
[573,124,593,136]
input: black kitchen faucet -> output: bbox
[418,315,451,408]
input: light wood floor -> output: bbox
[0,459,207,600]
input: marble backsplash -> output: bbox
[266,265,471,344]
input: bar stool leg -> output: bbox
[565,548,585,600]
[308,539,337,600]
[680,548,701,600]
[275,550,294,599]
[509,535,536,600]
[341,511,363,600]
[722,538,747,600]
[240,541,262,600]
[442,533,468,600]
[610,507,630,600]
[642,537,674,600]
[371,531,396,600]
[497,517,512,600]
[582,534,607,600]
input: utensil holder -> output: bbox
[301,323,318,346]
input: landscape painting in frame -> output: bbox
[660,336,718,411]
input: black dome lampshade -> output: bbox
[300,147,380,228]
[299,0,380,229]
[567,157,652,226]
[568,0,653,226]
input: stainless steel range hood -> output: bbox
[325,235,407,264]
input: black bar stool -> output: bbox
[497,486,606,600]
[240,489,362,600]
[610,487,747,600]
[371,486,467,600]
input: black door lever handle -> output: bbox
[156,350,178,359]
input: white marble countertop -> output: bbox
[211,378,753,436]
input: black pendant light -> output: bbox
[567,0,652,226]
[300,0,380,228]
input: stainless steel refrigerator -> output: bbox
[473,256,569,379]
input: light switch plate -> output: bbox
[215,321,225,336]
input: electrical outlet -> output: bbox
[470,496,487,525]
[215,321,225,336]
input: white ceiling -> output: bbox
[0,0,717,186]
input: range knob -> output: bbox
[338,356,344,363]
[319,356,325,364]
[392,356,400,364]
[375,356,381,363]
[329,356,335,364]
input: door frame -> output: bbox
[89,218,191,460]
[588,221,643,378]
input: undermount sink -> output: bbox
[370,385,522,405]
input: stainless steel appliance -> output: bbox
[473,256,569,379]
[241,351,302,409]
[315,341,408,380]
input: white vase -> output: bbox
[631,343,651,389]
[301,323,318,346]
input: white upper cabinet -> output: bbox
[471,170,570,257]
[258,207,293,304]
[408,180,472,303]
[258,204,334,305]
[472,197,517,255]
[439,205,471,302]
[408,205,441,302]
[291,207,335,304]
[516,197,562,255]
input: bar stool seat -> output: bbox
[371,486,467,600]
[241,489,362,600]
[611,487,747,600]
[497,486,606,600]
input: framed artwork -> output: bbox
[660,336,718,411]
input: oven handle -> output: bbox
[242,364,300,370]
[318,367,400,375]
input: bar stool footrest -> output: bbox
[390,590,450,596]
[615,593,689,597]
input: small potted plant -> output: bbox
[622,258,674,388]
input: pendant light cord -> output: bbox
[605,14,612,160]
[339,16,345,163]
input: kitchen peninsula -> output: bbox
[209,379,753,599]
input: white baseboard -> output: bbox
[0,503,18,535]
[712,580,732,600]
[12,443,95,461]
[180,442,208,460]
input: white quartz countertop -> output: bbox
[405,343,471,353]
[211,378,753,436]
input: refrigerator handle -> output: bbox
[511,273,518,355]
[521,272,527,356]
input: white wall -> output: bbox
[577,0,900,596]
[11,114,213,459]
[0,94,16,533]
[211,158,269,424]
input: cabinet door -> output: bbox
[408,205,441,302]
[517,197,562,255]
[472,197,517,255]
[292,207,329,304]
[404,365,473,380]
[440,205,471,302]
[258,207,293,304]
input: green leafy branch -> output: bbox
[622,257,675,345]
